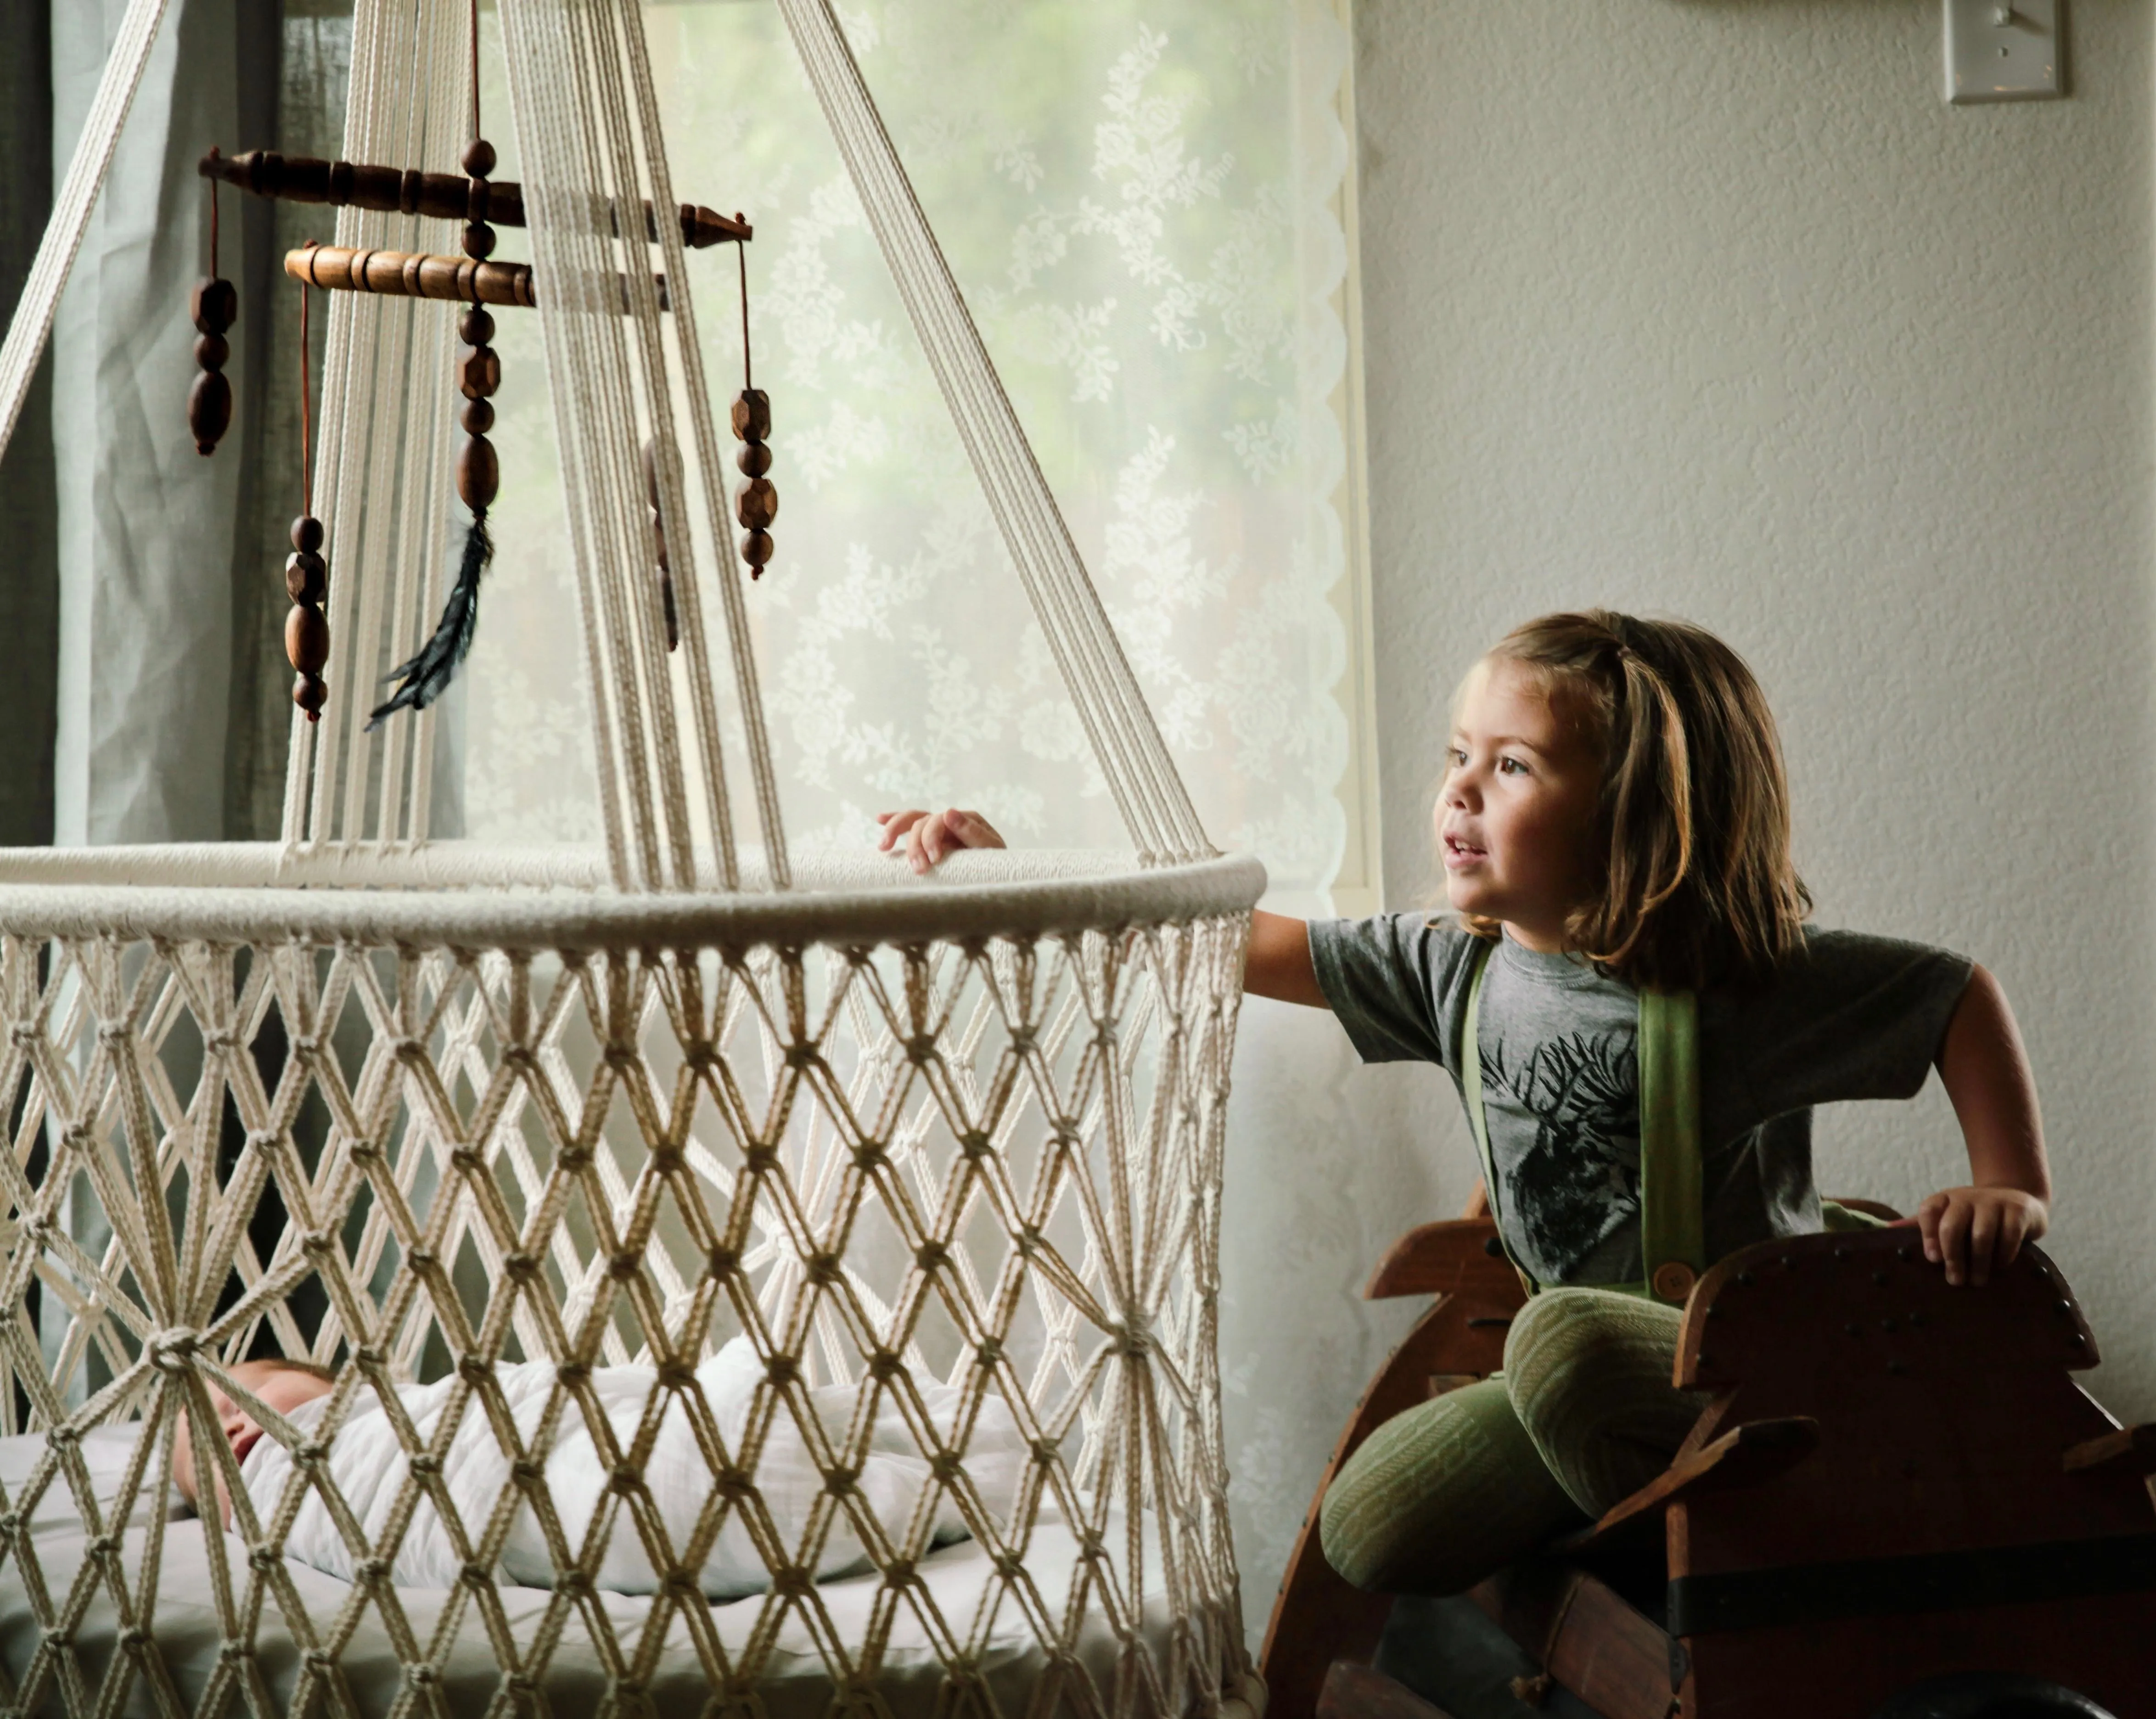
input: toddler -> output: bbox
[878,609,2048,1593]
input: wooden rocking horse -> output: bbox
[1259,1191,2156,1719]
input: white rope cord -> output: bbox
[0,0,174,466]
[581,8,715,896]
[783,17,1166,853]
[500,2,670,892]
[303,0,398,848]
[374,0,465,848]
[482,0,633,890]
[288,0,473,856]
[539,4,675,890]
[780,30,1177,859]
[367,0,464,850]
[770,0,1213,866]
[614,5,790,891]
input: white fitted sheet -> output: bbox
[0,1428,1179,1718]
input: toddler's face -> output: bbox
[168,1360,335,1527]
[1437,658,1603,948]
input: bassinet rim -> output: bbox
[0,848,1265,954]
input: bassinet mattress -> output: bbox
[0,1428,1179,1718]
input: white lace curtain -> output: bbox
[466,0,1359,900]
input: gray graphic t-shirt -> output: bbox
[1307,918,1973,1286]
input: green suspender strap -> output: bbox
[1461,941,1707,1306]
[1636,987,1707,1303]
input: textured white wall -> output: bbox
[1339,0,2156,1420]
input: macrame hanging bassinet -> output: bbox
[0,2,1265,1715]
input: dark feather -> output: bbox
[366,515,492,730]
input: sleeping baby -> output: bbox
[169,1338,1026,1598]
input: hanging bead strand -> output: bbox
[286,273,329,719]
[367,0,500,729]
[455,134,502,527]
[366,135,500,729]
[189,164,236,455]
[731,236,776,579]
[455,297,501,561]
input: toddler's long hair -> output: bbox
[1466,610,1810,993]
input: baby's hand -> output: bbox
[875,808,1006,874]
[1902,1185,2048,1288]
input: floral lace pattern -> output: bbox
[471,0,1352,888]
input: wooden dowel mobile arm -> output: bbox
[283,242,672,315]
[202,147,750,247]
[286,242,535,308]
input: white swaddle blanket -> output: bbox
[239,1338,1027,1598]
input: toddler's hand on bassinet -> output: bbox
[1904,1184,2048,1289]
[876,808,1006,873]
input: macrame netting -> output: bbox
[0,1,1260,1716]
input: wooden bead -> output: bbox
[293,673,328,719]
[188,371,232,455]
[286,550,327,604]
[730,389,770,444]
[285,603,330,674]
[739,528,774,572]
[457,435,500,510]
[460,397,494,435]
[461,138,497,178]
[191,277,237,335]
[736,442,772,478]
[459,306,495,345]
[290,514,325,553]
[734,476,778,531]
[456,343,501,400]
[194,333,229,371]
[462,221,495,261]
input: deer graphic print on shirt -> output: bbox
[1479,1028,1642,1281]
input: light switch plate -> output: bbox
[1946,0,2065,104]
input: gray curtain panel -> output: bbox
[0,6,57,848]
[48,0,283,846]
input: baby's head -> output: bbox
[1443,610,1808,991]
[169,1357,336,1524]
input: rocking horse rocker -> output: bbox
[1259,982,2156,1719]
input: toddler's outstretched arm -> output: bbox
[1918,963,2050,1288]
[873,810,1329,1006]
[1246,911,1326,1007]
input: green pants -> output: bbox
[1319,1288,1711,1595]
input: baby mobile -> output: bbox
[187,2,779,726]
